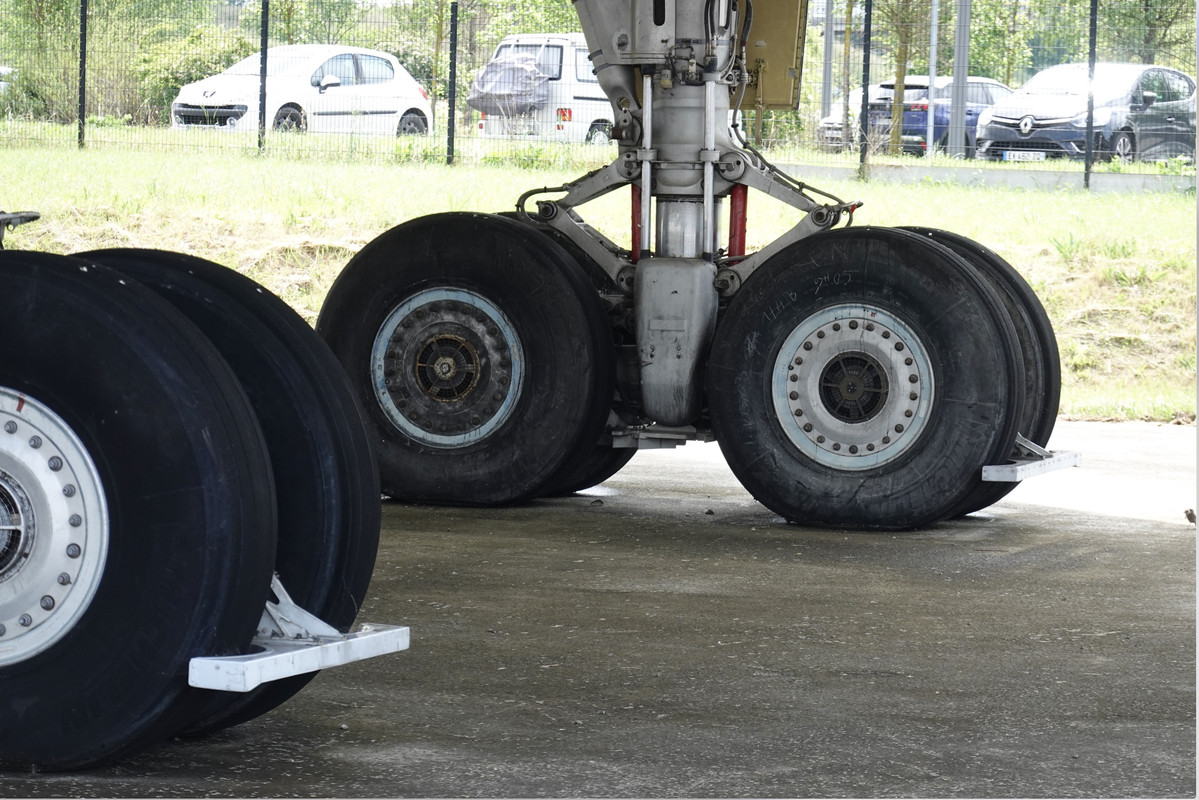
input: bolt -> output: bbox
[849,445,858,454]
[894,342,905,351]
[816,435,825,443]
[789,391,799,401]
[895,424,905,433]
[66,544,81,558]
[471,416,481,425]
[488,326,499,336]
[803,423,813,433]
[816,331,825,339]
[48,457,62,472]
[57,573,71,585]
[866,323,875,331]
[62,484,76,498]
[882,331,891,339]
[910,393,918,401]
[905,357,913,366]
[803,342,813,351]
[794,357,803,366]
[832,323,841,331]
[794,409,803,417]
[40,595,54,611]
[789,374,798,383]
[882,436,891,444]
[29,436,42,449]
[3,421,15,434]
[867,444,875,451]
[849,321,859,330]
[909,374,919,384]
[832,443,841,451]
[19,614,31,627]
[69,514,82,527]
[905,410,913,418]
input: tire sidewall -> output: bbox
[319,213,605,503]
[709,228,1021,528]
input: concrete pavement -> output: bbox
[3,421,1194,797]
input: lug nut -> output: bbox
[3,421,15,434]
[48,456,63,471]
[29,436,42,449]
[66,544,81,558]
[57,573,71,585]
[69,514,82,527]
[40,596,54,611]
[19,614,32,627]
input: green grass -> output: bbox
[2,145,1194,422]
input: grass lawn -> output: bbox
[2,145,1194,422]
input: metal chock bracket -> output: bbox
[981,433,1081,482]
[188,574,409,693]
[0,211,40,249]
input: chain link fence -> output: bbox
[0,0,1194,172]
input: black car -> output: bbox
[976,62,1196,162]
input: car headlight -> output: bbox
[977,108,993,128]
[1070,108,1111,128]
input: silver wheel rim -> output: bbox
[772,304,935,470]
[0,387,108,667]
[371,287,525,449]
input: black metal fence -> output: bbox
[0,0,1194,170]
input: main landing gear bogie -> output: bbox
[319,210,1060,530]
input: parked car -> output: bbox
[976,62,1196,162]
[171,44,432,136]
[867,75,1013,156]
[469,33,613,144]
[816,84,883,151]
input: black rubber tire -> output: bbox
[0,252,276,769]
[545,446,637,496]
[317,212,615,505]
[707,227,1025,530]
[398,111,427,135]
[1109,130,1135,162]
[495,212,635,496]
[273,105,306,132]
[898,228,1061,516]
[76,249,380,733]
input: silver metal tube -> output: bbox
[702,77,716,258]
[641,72,654,255]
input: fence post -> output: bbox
[857,0,872,179]
[258,0,270,153]
[1084,0,1098,189]
[447,1,459,165]
[77,0,88,149]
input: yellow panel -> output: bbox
[745,0,809,109]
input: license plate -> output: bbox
[1003,150,1046,162]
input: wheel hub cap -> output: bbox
[0,388,108,666]
[372,288,524,449]
[772,304,935,470]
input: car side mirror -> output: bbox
[320,74,341,93]
[1139,90,1157,109]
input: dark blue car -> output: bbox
[976,62,1197,162]
[867,76,1014,156]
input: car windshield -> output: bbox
[223,51,313,78]
[1019,65,1138,103]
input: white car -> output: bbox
[171,44,432,136]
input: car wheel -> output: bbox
[0,252,276,769]
[1110,130,1135,162]
[273,105,306,132]
[398,112,427,135]
[706,227,1024,530]
[586,123,611,145]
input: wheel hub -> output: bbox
[772,304,934,470]
[0,387,108,666]
[372,288,524,448]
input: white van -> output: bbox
[469,33,613,144]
